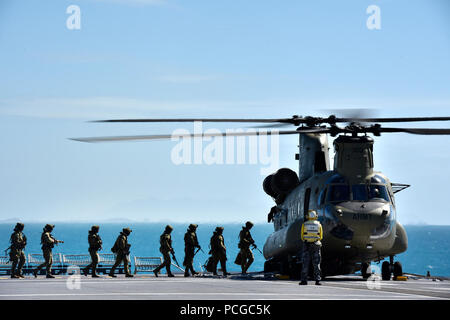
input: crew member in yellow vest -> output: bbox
[299,210,323,285]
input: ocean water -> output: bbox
[0,223,448,276]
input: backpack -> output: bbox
[111,238,119,253]
[204,258,215,272]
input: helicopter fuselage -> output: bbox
[263,170,408,275]
[262,133,408,276]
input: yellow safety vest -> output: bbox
[301,220,323,243]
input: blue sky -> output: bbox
[0,0,449,224]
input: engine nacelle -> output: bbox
[263,168,299,204]
[263,174,277,198]
[271,168,299,195]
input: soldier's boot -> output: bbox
[246,259,253,274]
[223,266,229,277]
[18,259,25,274]
[153,265,162,277]
[108,268,117,277]
[92,267,100,278]
[190,267,198,275]
[299,281,307,285]
[10,262,19,278]
[124,264,133,277]
[167,266,175,277]
[17,262,25,278]
[165,264,175,277]
[33,269,38,278]
[46,266,54,278]
[184,269,190,277]
[241,264,247,274]
[83,266,89,277]
[16,267,25,278]
[125,263,134,277]
[14,267,24,279]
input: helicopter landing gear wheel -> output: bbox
[393,261,403,280]
[381,261,391,280]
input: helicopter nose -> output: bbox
[335,203,390,232]
[334,203,391,249]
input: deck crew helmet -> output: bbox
[306,210,318,220]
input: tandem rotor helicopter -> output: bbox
[72,114,450,280]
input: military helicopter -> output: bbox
[72,115,450,280]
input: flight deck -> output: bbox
[0,273,448,300]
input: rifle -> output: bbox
[51,236,64,245]
[171,251,181,267]
[252,244,263,255]
[194,246,205,256]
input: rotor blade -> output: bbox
[91,118,294,124]
[338,116,450,123]
[378,127,450,135]
[92,116,450,126]
[70,130,303,143]
[247,123,293,129]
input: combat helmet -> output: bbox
[91,225,100,233]
[14,222,24,231]
[165,225,173,233]
[215,226,224,233]
[122,227,132,235]
[245,221,254,229]
[44,224,55,232]
[188,224,198,231]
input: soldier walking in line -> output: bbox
[83,225,102,278]
[109,228,133,278]
[154,225,175,277]
[210,227,229,277]
[8,223,27,278]
[183,224,201,277]
[33,224,63,278]
[236,221,256,274]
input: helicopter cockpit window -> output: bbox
[327,185,350,203]
[369,185,390,202]
[350,184,390,202]
[351,184,367,201]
